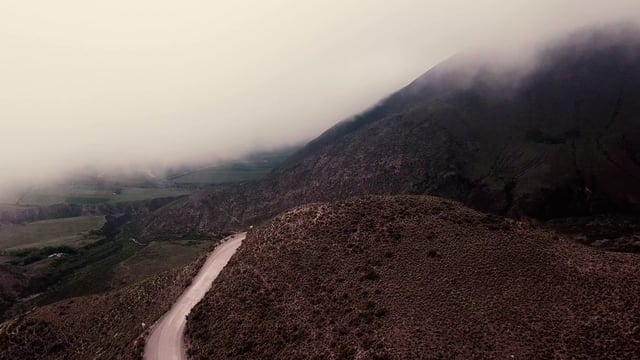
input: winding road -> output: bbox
[144,232,246,360]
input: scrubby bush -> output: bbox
[10,246,78,266]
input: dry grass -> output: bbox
[186,195,640,359]
[110,240,212,287]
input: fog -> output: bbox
[1,0,639,194]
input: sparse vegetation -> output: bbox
[426,249,440,258]
[0,212,215,320]
[0,252,209,360]
[9,246,77,266]
[110,239,213,286]
[185,195,640,359]
[14,185,191,207]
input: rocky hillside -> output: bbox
[142,26,640,240]
[186,195,640,359]
[0,252,207,360]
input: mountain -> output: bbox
[142,25,640,240]
[185,195,640,359]
[3,25,640,360]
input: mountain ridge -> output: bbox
[141,25,640,241]
[185,195,640,359]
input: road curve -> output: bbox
[144,232,246,360]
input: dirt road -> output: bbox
[144,232,245,360]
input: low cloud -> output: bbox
[1,0,639,195]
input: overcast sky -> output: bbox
[1,0,639,191]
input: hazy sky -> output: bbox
[1,0,639,191]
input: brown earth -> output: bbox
[186,195,640,359]
[0,252,208,360]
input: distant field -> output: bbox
[40,238,215,304]
[0,204,36,216]
[170,164,274,184]
[0,216,106,251]
[106,187,191,203]
[39,238,142,303]
[168,149,295,185]
[17,186,191,206]
[111,239,212,286]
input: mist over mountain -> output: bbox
[142,25,640,240]
[2,1,639,194]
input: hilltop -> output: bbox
[186,195,640,359]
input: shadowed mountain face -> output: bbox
[143,27,640,239]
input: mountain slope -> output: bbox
[142,26,640,240]
[186,195,640,359]
[0,253,208,360]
